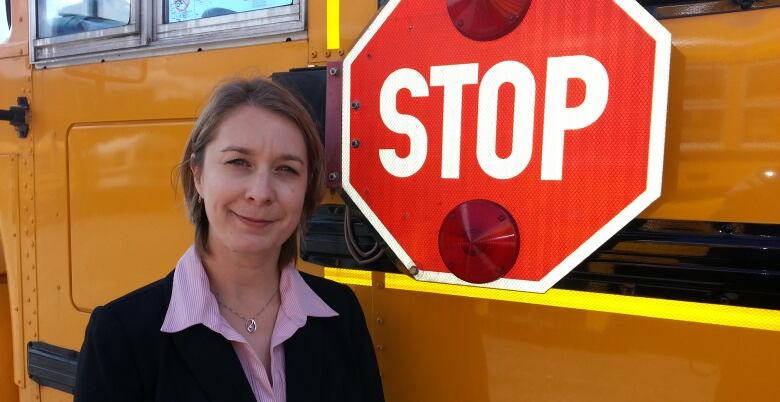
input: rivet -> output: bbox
[351,100,360,110]
[376,317,384,324]
[311,51,318,58]
[351,139,361,148]
[338,49,344,56]
[328,67,339,76]
[409,265,419,275]
[328,172,339,181]
[324,50,331,57]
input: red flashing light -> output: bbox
[438,199,520,284]
[445,0,532,41]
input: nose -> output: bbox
[244,170,275,205]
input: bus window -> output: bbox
[155,0,304,46]
[1,0,9,43]
[37,0,131,38]
[166,0,291,23]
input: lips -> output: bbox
[232,211,275,228]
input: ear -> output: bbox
[190,155,203,196]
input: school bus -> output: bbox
[1,0,779,401]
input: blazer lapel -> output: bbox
[171,325,256,402]
[284,318,324,402]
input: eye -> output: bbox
[226,158,250,168]
[276,165,300,176]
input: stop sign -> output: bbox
[342,0,671,292]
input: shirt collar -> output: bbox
[161,245,337,334]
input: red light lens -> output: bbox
[438,200,520,284]
[445,0,532,41]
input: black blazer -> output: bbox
[74,270,384,402]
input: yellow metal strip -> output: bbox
[326,0,340,50]
[324,267,373,287]
[381,273,780,332]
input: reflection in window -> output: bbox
[37,0,131,38]
[165,0,291,23]
[1,0,10,43]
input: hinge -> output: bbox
[0,97,30,138]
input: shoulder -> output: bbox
[298,271,360,316]
[89,272,174,337]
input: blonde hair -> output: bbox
[180,78,324,268]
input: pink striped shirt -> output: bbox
[160,246,338,402]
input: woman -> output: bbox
[74,78,385,402]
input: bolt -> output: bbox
[409,265,419,275]
[351,100,361,110]
[338,49,345,56]
[351,139,361,148]
[328,172,339,181]
[329,67,339,76]
[311,51,318,58]
[324,50,331,57]
[721,223,735,234]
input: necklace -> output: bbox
[214,287,279,333]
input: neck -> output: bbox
[200,242,282,306]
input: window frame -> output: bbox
[29,0,306,67]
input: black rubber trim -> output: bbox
[555,220,780,309]
[302,203,400,273]
[28,341,78,395]
[640,0,780,19]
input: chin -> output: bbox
[226,236,285,257]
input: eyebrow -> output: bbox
[220,146,252,154]
[221,146,305,165]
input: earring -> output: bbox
[197,194,203,203]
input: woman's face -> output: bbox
[193,105,308,259]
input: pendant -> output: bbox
[246,319,257,333]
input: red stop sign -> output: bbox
[342,0,671,292]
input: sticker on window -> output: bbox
[167,0,292,23]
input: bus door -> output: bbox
[1,0,33,401]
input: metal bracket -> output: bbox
[0,97,30,138]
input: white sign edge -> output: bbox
[342,0,417,272]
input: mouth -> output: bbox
[233,211,275,228]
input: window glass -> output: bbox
[166,0,291,23]
[1,0,10,43]
[37,0,131,38]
